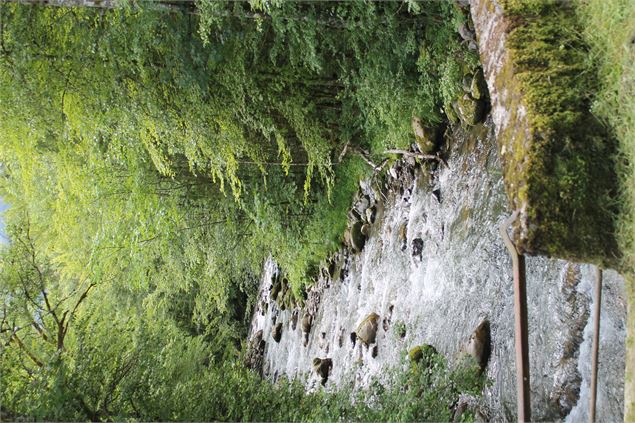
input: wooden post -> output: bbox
[500,211,531,422]
[590,267,602,423]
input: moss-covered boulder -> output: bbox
[412,116,439,154]
[409,344,438,367]
[455,94,485,126]
[356,312,380,346]
[470,68,487,100]
[469,0,619,264]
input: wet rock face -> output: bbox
[356,313,380,346]
[466,320,491,371]
[244,330,266,375]
[549,264,589,418]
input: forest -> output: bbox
[1,0,634,421]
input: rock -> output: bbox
[409,344,438,367]
[458,22,475,42]
[353,196,370,217]
[412,238,424,260]
[466,320,491,371]
[462,75,472,92]
[360,223,371,237]
[398,222,408,251]
[356,312,380,346]
[244,330,266,375]
[301,313,312,334]
[271,274,282,301]
[272,322,283,343]
[371,345,378,358]
[412,116,438,154]
[470,69,487,100]
[290,310,299,331]
[365,207,376,224]
[312,357,333,385]
[455,94,485,126]
[350,221,366,252]
[432,188,441,203]
[350,332,357,348]
[454,0,470,9]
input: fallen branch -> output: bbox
[383,149,447,167]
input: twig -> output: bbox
[383,149,447,167]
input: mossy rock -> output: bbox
[412,116,439,154]
[455,94,485,126]
[356,312,380,346]
[470,0,619,265]
[409,344,438,367]
[470,68,487,100]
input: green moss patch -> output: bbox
[498,0,619,265]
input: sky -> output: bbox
[0,197,8,243]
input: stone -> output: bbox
[466,320,491,371]
[409,344,438,367]
[312,357,333,385]
[455,94,485,126]
[356,312,380,346]
[360,223,371,237]
[301,313,312,334]
[470,68,487,100]
[270,274,282,301]
[412,116,438,154]
[398,222,408,251]
[458,22,475,42]
[365,207,376,224]
[412,238,424,260]
[272,322,283,343]
[350,221,366,252]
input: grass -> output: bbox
[573,0,635,418]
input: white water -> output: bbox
[249,120,626,421]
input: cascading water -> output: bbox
[248,118,626,421]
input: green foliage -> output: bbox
[0,1,483,420]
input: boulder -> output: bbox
[312,357,333,386]
[365,207,376,224]
[412,238,424,260]
[301,313,312,334]
[455,94,485,126]
[350,221,366,252]
[412,116,439,154]
[466,320,491,371]
[270,274,282,301]
[409,344,438,368]
[356,312,380,346]
[470,69,487,101]
[272,323,283,343]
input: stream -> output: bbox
[248,118,626,421]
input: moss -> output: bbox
[496,0,619,265]
[409,344,438,367]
